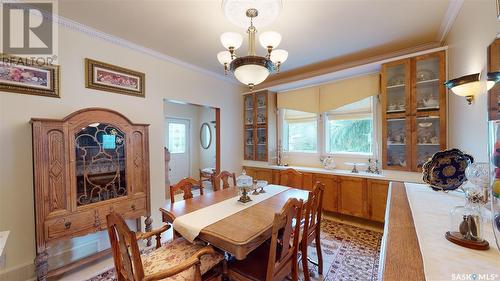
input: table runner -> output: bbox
[173,185,290,243]
[404,182,500,281]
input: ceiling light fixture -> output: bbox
[444,73,497,105]
[217,8,288,90]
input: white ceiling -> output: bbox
[59,0,452,77]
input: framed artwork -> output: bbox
[0,54,60,98]
[85,58,145,97]
[497,0,500,20]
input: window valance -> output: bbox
[277,73,379,113]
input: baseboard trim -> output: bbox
[0,262,35,281]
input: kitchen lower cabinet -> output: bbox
[242,166,390,222]
[367,179,390,222]
[312,174,339,212]
[338,176,368,218]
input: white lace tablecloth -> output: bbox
[173,185,289,242]
[405,182,500,281]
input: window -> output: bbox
[168,123,186,153]
[283,109,317,153]
[326,97,373,154]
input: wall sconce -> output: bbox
[444,73,497,105]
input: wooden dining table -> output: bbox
[159,186,309,260]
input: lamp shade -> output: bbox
[270,49,288,63]
[220,32,243,50]
[230,56,274,87]
[445,73,490,97]
[234,64,270,86]
[217,51,232,65]
[259,31,282,49]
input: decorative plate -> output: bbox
[422,148,474,191]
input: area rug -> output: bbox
[87,218,382,281]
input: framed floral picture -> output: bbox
[85,58,145,97]
[0,54,60,98]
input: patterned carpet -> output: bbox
[87,218,382,281]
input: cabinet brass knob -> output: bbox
[131,204,136,210]
[64,222,72,229]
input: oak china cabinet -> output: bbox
[243,90,277,162]
[31,108,151,280]
[381,50,447,172]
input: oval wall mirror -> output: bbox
[200,123,212,149]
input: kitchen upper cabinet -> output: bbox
[338,177,368,218]
[367,179,389,222]
[381,51,446,172]
[313,174,339,213]
[243,90,277,162]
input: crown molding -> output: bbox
[436,0,464,43]
[51,14,236,84]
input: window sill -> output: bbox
[326,152,374,158]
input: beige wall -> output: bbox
[164,101,202,180]
[0,24,242,275]
[445,0,500,161]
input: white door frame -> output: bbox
[165,117,191,181]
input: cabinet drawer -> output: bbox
[45,211,96,241]
[114,197,147,218]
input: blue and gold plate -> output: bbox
[422,148,474,191]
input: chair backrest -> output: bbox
[266,198,303,281]
[213,171,236,191]
[170,178,201,204]
[107,212,144,281]
[279,168,303,188]
[303,182,325,243]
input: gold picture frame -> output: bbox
[0,53,60,98]
[85,58,145,97]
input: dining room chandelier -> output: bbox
[217,8,288,90]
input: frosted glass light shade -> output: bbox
[449,81,485,97]
[220,32,243,50]
[259,31,282,49]
[234,64,270,86]
[217,51,232,65]
[270,49,288,63]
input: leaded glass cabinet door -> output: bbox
[255,92,268,161]
[75,123,127,206]
[381,58,411,171]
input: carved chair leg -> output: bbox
[301,245,311,281]
[35,251,49,281]
[145,216,153,247]
[315,231,323,275]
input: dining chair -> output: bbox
[106,212,224,281]
[199,168,216,189]
[227,198,303,281]
[169,178,203,204]
[300,182,325,281]
[279,168,304,189]
[213,171,236,191]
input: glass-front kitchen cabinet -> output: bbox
[243,90,277,162]
[381,51,446,172]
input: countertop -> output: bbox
[242,161,424,183]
